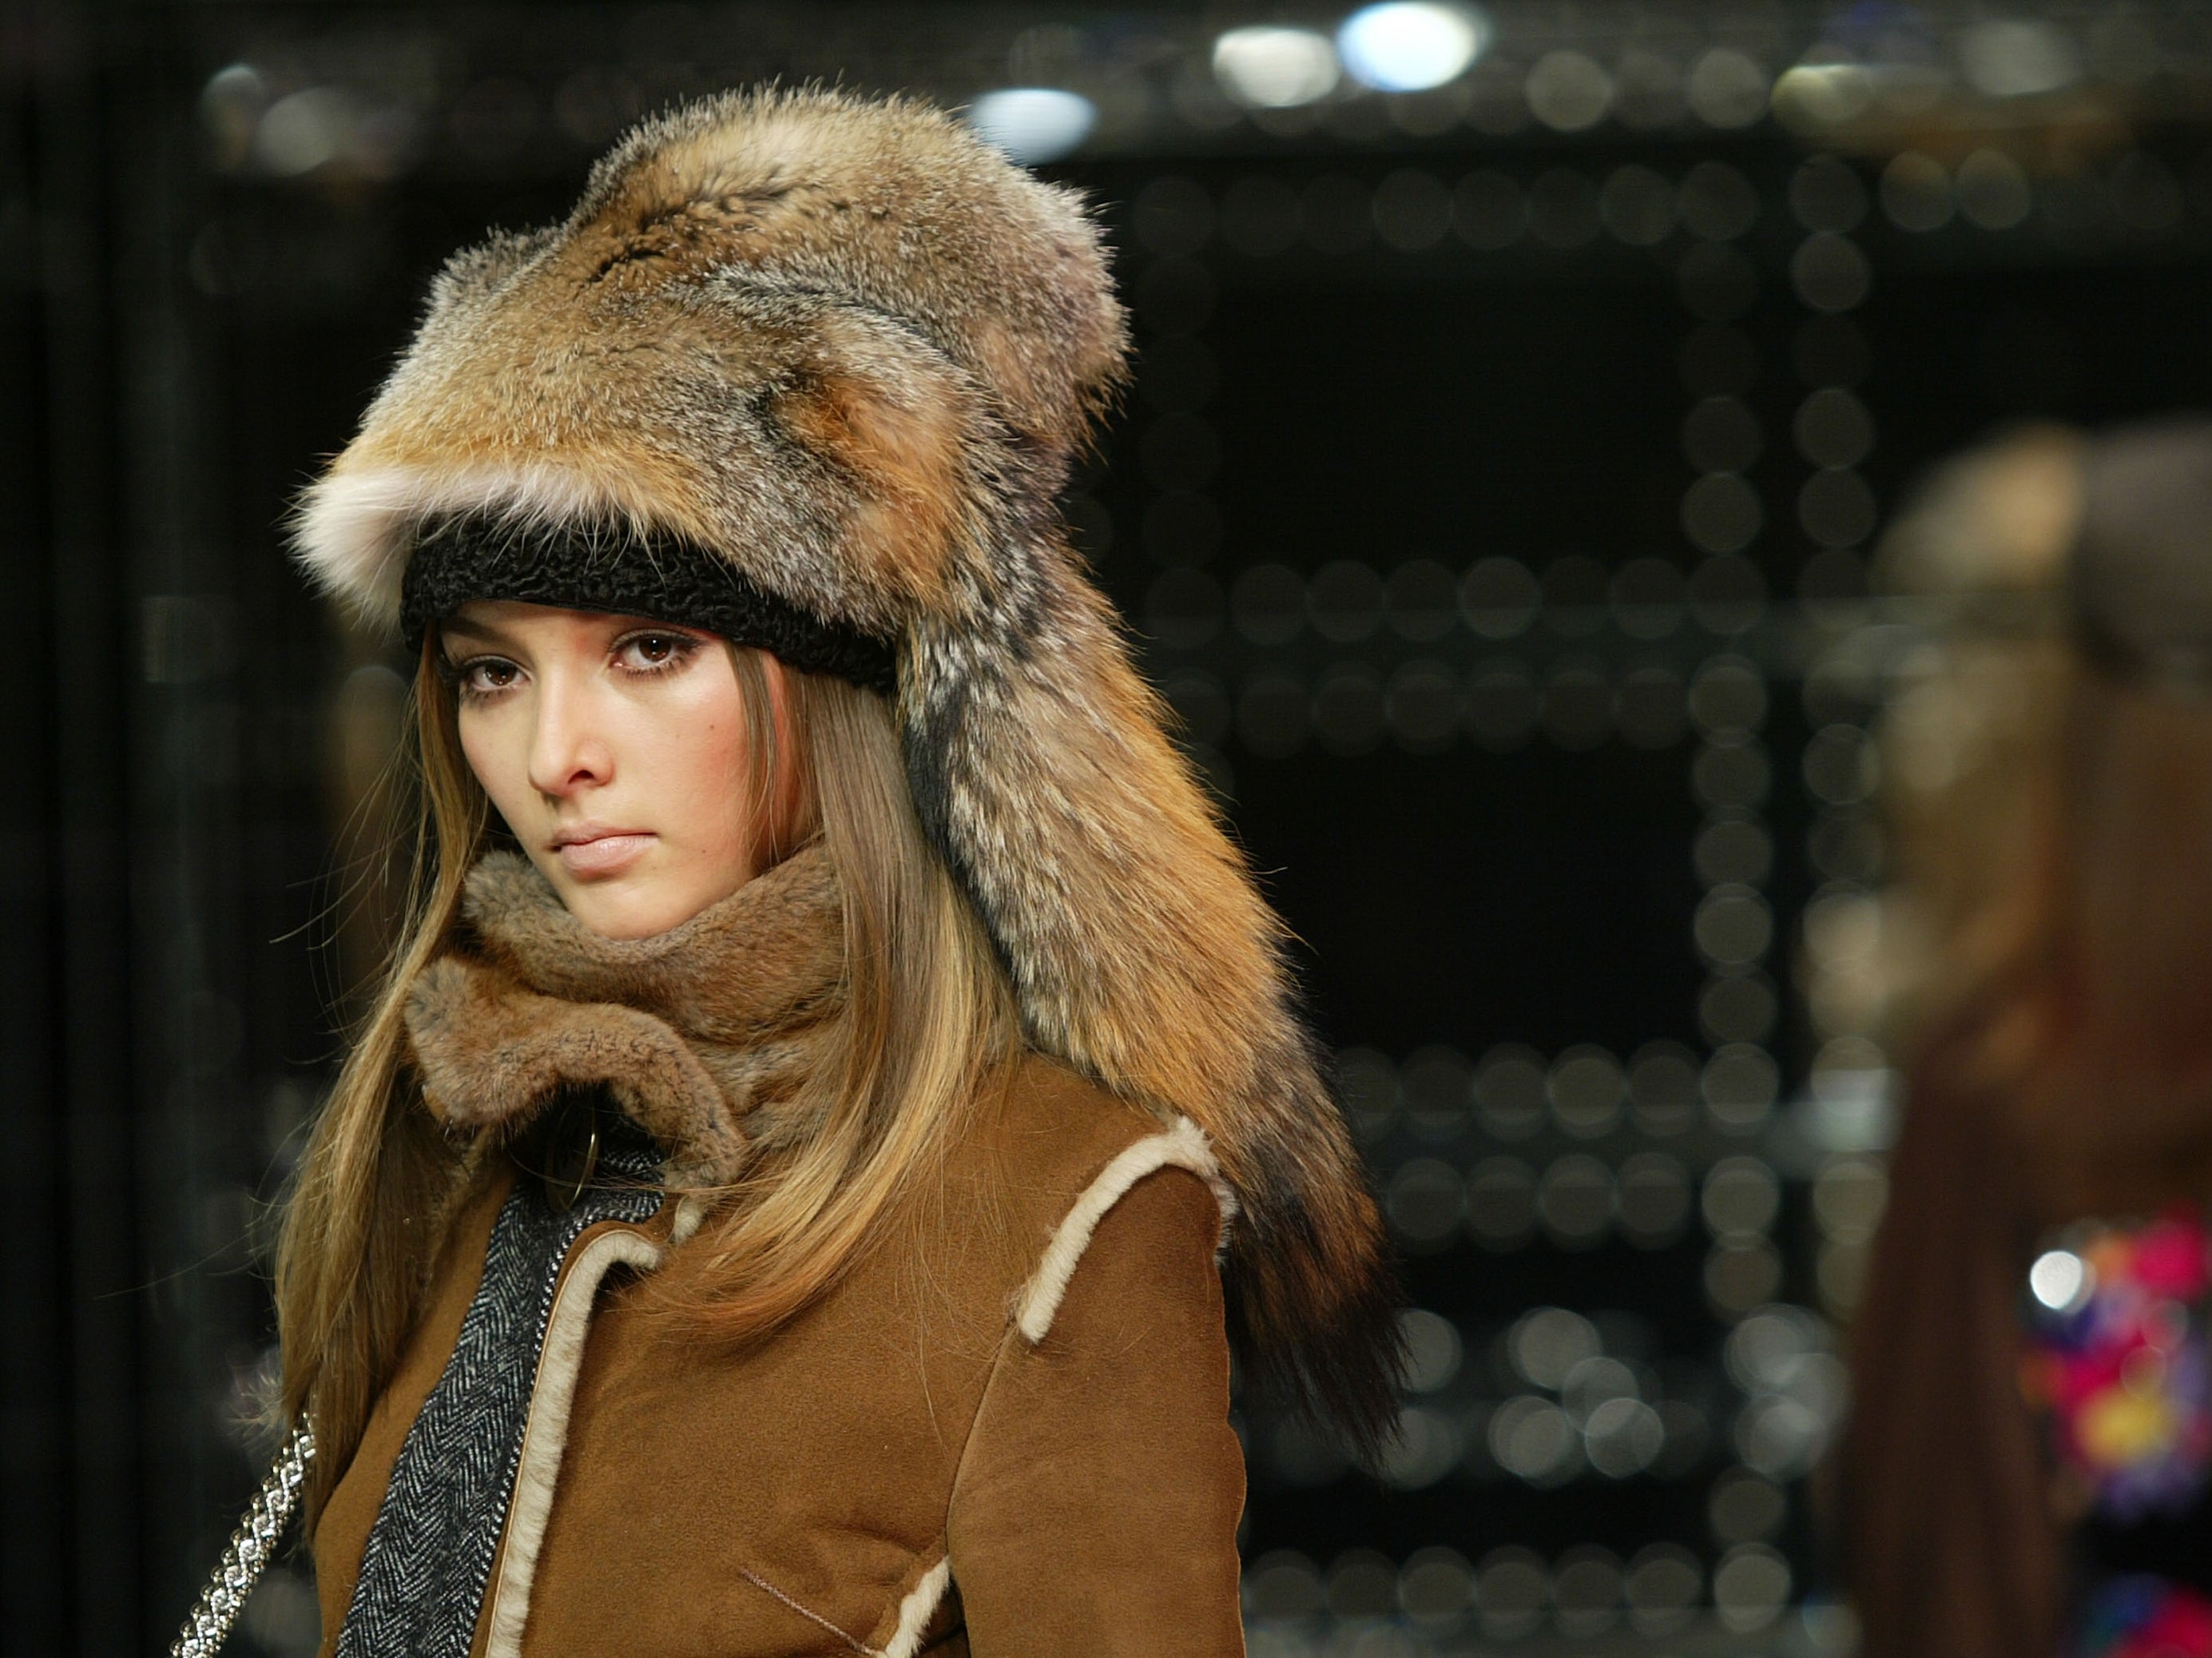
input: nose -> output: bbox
[525,670,615,799]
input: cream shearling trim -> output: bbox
[670,1192,710,1246]
[877,1557,953,1658]
[1014,1116,1235,1344]
[481,1226,665,1658]
[293,462,648,626]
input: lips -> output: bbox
[551,828,654,877]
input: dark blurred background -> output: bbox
[6,2,2212,1652]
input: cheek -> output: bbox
[631,662,755,854]
[457,708,526,815]
[689,701,757,853]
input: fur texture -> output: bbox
[403,844,847,1183]
[299,87,1398,1445]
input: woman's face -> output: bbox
[442,599,778,940]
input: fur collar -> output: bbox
[403,845,845,1187]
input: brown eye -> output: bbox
[459,658,521,694]
[615,631,698,674]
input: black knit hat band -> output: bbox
[399,514,899,695]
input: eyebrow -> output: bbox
[437,618,513,654]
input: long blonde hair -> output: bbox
[277,638,1018,1522]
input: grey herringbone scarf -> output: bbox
[333,1116,661,1658]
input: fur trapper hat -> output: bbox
[292,86,1399,1447]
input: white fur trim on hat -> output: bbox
[293,461,648,626]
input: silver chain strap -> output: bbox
[172,1421,317,1658]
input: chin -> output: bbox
[563,865,760,939]
[531,845,752,940]
[546,871,689,941]
[533,858,672,938]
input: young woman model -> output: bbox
[190,90,1398,1656]
[1839,419,2212,1658]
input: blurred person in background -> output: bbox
[177,89,1398,1657]
[1841,417,2212,1658]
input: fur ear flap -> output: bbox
[905,550,1404,1452]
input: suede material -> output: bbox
[949,1170,1245,1655]
[312,1054,1245,1656]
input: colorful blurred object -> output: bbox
[2072,1575,2212,1658]
[2025,1214,2212,1655]
[2023,1213,2212,1521]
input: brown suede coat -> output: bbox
[312,1055,1247,1656]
